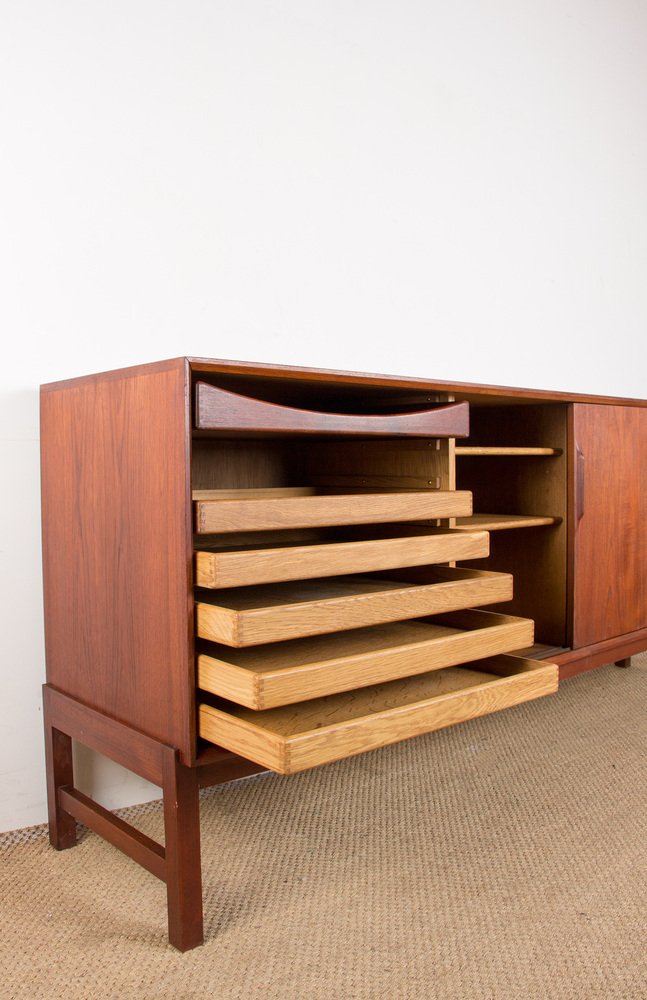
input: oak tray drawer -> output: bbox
[198,654,559,774]
[195,567,513,647]
[194,526,489,589]
[194,381,470,437]
[194,487,473,534]
[197,609,534,708]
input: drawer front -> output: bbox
[197,610,535,708]
[194,381,470,437]
[195,527,489,589]
[194,488,473,534]
[195,568,513,647]
[198,655,559,774]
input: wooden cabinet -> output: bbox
[40,358,647,951]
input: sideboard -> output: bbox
[40,358,647,949]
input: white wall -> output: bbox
[1,0,647,832]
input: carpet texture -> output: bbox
[1,656,646,1000]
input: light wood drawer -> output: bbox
[198,654,559,774]
[194,487,473,534]
[195,567,513,647]
[195,526,489,589]
[194,381,470,437]
[197,609,534,708]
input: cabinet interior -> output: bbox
[191,376,458,544]
[191,375,569,652]
[190,369,451,413]
[454,402,568,649]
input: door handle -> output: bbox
[576,444,585,522]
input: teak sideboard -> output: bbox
[40,358,647,950]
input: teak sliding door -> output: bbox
[571,404,647,647]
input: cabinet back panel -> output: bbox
[192,437,454,528]
[192,438,305,491]
[460,531,566,646]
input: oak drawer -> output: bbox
[198,654,559,774]
[194,487,473,534]
[194,526,489,589]
[194,381,470,437]
[195,567,513,647]
[197,609,534,708]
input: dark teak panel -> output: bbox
[194,380,470,437]
[571,404,647,647]
[40,359,196,763]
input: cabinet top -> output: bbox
[40,356,647,408]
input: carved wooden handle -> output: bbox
[194,381,470,438]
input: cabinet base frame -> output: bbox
[42,621,645,949]
[556,627,647,679]
[42,684,264,951]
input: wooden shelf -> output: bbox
[455,446,562,456]
[455,514,561,532]
[511,642,569,660]
[195,525,489,589]
[197,610,535,708]
[195,568,513,647]
[199,654,559,774]
[194,487,472,534]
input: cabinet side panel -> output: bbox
[572,404,647,647]
[41,361,195,763]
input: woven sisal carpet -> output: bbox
[1,656,646,1000]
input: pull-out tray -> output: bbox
[194,381,470,437]
[195,567,513,647]
[198,654,559,774]
[197,609,534,708]
[195,526,489,589]
[194,487,473,534]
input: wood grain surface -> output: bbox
[455,446,562,456]
[194,489,473,533]
[40,360,196,763]
[198,654,559,773]
[571,404,647,646]
[197,609,534,708]
[186,357,647,408]
[455,514,561,531]
[194,526,489,588]
[195,569,513,646]
[456,403,568,646]
[194,380,470,437]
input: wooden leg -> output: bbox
[42,687,252,949]
[162,747,204,952]
[43,697,77,851]
[615,657,631,668]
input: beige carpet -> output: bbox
[1,656,646,1000]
